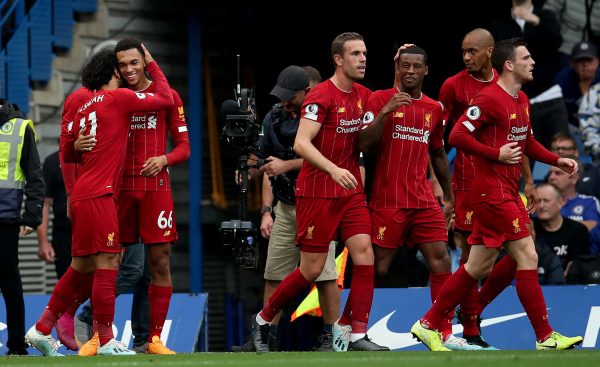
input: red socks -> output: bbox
[515,269,553,341]
[149,284,173,340]
[260,268,311,322]
[92,268,118,345]
[36,267,94,335]
[422,266,477,329]
[347,265,374,333]
[457,258,480,336]
[430,272,453,340]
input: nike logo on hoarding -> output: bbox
[367,310,528,350]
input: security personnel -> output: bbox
[0,99,44,355]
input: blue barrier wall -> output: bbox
[359,286,599,350]
[0,293,208,354]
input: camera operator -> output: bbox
[233,65,340,352]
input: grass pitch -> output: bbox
[0,350,598,367]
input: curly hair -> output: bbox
[81,49,118,90]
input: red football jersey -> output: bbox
[438,69,498,191]
[59,87,94,196]
[295,80,372,198]
[69,61,173,203]
[365,88,444,209]
[451,83,531,202]
[122,83,189,191]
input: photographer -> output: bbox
[234,65,339,352]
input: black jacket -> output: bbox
[0,99,44,228]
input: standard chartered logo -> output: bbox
[336,118,362,134]
[392,124,429,144]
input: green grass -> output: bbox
[0,350,598,367]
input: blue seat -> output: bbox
[533,162,550,183]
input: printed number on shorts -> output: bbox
[79,111,98,134]
[157,210,173,229]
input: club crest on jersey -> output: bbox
[304,104,318,120]
[377,226,386,241]
[135,92,147,99]
[306,225,315,240]
[107,232,115,246]
[425,114,431,128]
[363,111,375,124]
[512,218,521,233]
[1,121,13,133]
[573,205,584,215]
[466,106,481,120]
[357,99,363,112]
[465,211,473,225]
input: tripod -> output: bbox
[220,153,259,269]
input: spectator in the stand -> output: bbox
[533,183,590,272]
[544,0,600,66]
[566,254,600,284]
[548,162,600,254]
[36,149,71,279]
[556,41,600,127]
[550,132,600,198]
[534,242,566,285]
[491,0,570,149]
[577,71,600,163]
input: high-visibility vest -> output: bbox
[0,117,35,189]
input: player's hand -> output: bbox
[393,43,416,63]
[431,179,444,206]
[523,180,537,214]
[260,212,273,239]
[330,167,358,190]
[38,241,56,262]
[141,43,154,64]
[498,142,522,164]
[557,157,578,178]
[261,156,288,177]
[19,226,33,237]
[141,155,168,177]
[74,126,96,152]
[442,199,454,230]
[383,92,412,113]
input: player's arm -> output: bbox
[449,108,521,164]
[523,128,578,176]
[437,79,455,133]
[430,146,454,225]
[141,91,190,177]
[59,124,78,195]
[358,92,411,153]
[294,117,357,190]
[521,157,536,214]
[260,173,274,239]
